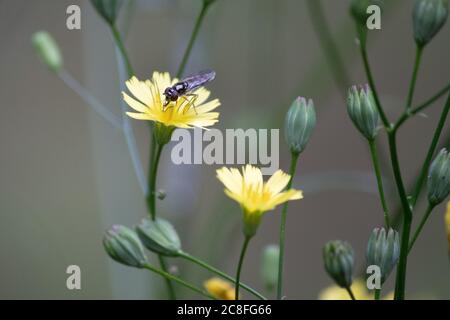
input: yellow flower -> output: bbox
[445,201,450,248]
[318,279,394,300]
[122,71,220,129]
[216,165,302,237]
[204,278,236,300]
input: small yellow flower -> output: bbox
[318,279,394,300]
[204,278,236,300]
[445,201,450,248]
[122,71,220,129]
[216,165,302,237]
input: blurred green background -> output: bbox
[0,0,449,299]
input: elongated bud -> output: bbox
[413,0,448,47]
[136,218,182,257]
[91,0,124,25]
[366,227,400,284]
[32,31,63,73]
[347,85,380,140]
[260,245,279,292]
[350,0,384,26]
[323,240,355,288]
[428,148,450,205]
[103,225,147,268]
[204,278,236,300]
[284,97,316,155]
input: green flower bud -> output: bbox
[347,84,380,140]
[323,240,354,288]
[136,218,182,257]
[260,245,279,292]
[366,227,400,284]
[284,97,316,155]
[413,0,448,47]
[350,0,384,26]
[31,31,63,73]
[103,225,147,268]
[90,0,124,25]
[427,148,450,205]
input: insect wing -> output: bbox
[183,70,216,92]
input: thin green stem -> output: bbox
[157,255,176,300]
[277,152,299,300]
[408,204,435,253]
[346,287,356,300]
[388,130,413,300]
[179,251,267,300]
[176,2,212,78]
[410,93,450,208]
[235,236,251,300]
[369,139,391,228]
[111,24,134,78]
[406,45,423,112]
[147,143,164,220]
[358,33,391,129]
[374,288,381,300]
[142,263,215,300]
[411,83,450,115]
[306,0,350,98]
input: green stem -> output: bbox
[358,31,391,129]
[147,143,164,220]
[235,236,251,300]
[157,255,176,300]
[111,24,134,78]
[277,152,299,300]
[142,263,215,300]
[179,251,266,300]
[369,139,391,228]
[374,288,381,300]
[410,93,450,208]
[346,287,356,300]
[408,204,435,253]
[406,45,423,112]
[388,130,413,300]
[411,83,450,115]
[176,2,212,78]
[306,0,350,98]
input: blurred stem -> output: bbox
[235,236,251,300]
[408,204,435,253]
[179,251,267,300]
[306,0,350,97]
[176,1,214,78]
[346,287,356,300]
[406,45,423,112]
[411,83,450,115]
[277,152,299,300]
[142,263,215,299]
[369,139,390,228]
[374,288,381,300]
[111,24,134,78]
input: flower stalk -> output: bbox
[235,236,251,300]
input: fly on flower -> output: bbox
[163,70,216,110]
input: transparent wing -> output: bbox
[182,70,216,92]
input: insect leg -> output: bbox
[184,93,199,114]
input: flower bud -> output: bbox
[413,0,448,47]
[260,245,279,291]
[284,97,316,155]
[31,31,63,73]
[347,85,380,140]
[323,240,354,288]
[350,0,384,26]
[103,225,147,268]
[204,278,236,300]
[366,227,400,284]
[428,148,450,205]
[135,218,182,257]
[90,0,124,25]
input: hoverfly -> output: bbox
[163,69,216,111]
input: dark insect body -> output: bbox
[163,70,216,107]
